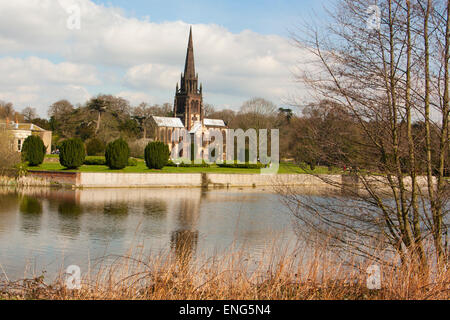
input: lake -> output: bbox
[0,186,309,281]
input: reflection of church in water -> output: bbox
[170,193,202,263]
[151,27,228,159]
[20,188,206,264]
[76,188,204,263]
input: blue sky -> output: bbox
[92,0,332,36]
[0,0,334,117]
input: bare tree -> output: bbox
[236,98,278,131]
[284,0,449,272]
[133,102,174,139]
[48,100,74,120]
[209,109,236,126]
[0,101,15,120]
[240,97,277,116]
[133,103,153,139]
[21,107,37,122]
[203,103,215,117]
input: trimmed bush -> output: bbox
[59,138,86,169]
[217,162,267,169]
[144,141,169,169]
[21,135,46,166]
[83,156,106,165]
[85,138,105,156]
[127,158,138,166]
[83,156,137,167]
[166,160,210,168]
[105,138,130,169]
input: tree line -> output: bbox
[1,93,448,175]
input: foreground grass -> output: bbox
[0,244,448,300]
[32,160,339,174]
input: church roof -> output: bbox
[189,121,203,134]
[151,116,184,128]
[204,118,226,127]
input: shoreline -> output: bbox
[24,171,344,189]
[0,170,437,190]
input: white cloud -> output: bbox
[0,57,99,86]
[0,0,313,116]
[124,64,179,91]
[116,91,155,106]
[0,84,91,116]
[0,56,97,117]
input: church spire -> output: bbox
[174,26,203,130]
[184,26,196,80]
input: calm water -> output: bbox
[0,186,305,280]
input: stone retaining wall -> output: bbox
[28,171,79,187]
[26,171,436,189]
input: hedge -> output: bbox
[85,138,105,156]
[217,162,267,169]
[59,138,86,169]
[83,156,137,167]
[166,160,210,168]
[105,138,130,169]
[144,141,170,169]
[21,135,46,166]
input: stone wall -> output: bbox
[79,172,202,188]
[205,173,341,188]
[28,171,79,187]
[26,171,437,190]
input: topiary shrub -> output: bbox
[21,135,46,166]
[217,162,266,169]
[166,160,210,168]
[83,156,106,165]
[105,138,130,169]
[127,157,138,166]
[144,141,169,169]
[85,138,105,156]
[59,138,86,169]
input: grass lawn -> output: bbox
[34,157,340,174]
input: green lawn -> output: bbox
[33,158,339,174]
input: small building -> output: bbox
[0,118,52,154]
[151,27,228,159]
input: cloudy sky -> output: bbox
[0,0,332,118]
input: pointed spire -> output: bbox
[184,26,196,79]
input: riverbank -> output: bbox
[0,170,437,189]
[26,171,342,188]
[1,244,447,300]
[16,170,433,189]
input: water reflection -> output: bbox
[57,200,83,238]
[19,196,42,235]
[171,193,202,264]
[140,200,168,237]
[0,186,297,280]
[0,193,19,234]
[20,196,42,214]
[143,200,167,219]
[103,202,128,216]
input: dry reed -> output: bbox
[0,241,448,300]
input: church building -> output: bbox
[151,27,227,159]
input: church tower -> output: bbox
[174,27,203,131]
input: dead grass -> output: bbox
[0,242,448,300]
[0,175,51,187]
